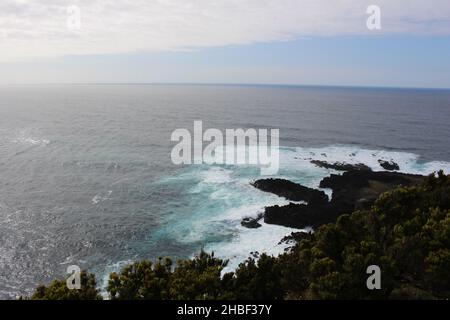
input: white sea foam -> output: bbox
[281,145,450,175]
[208,221,302,274]
[92,191,113,205]
[14,137,50,146]
[12,129,50,146]
[200,167,234,184]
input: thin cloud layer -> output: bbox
[1,0,450,62]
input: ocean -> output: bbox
[0,84,450,299]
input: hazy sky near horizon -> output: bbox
[1,0,450,88]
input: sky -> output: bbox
[1,0,450,88]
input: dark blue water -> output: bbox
[0,84,449,298]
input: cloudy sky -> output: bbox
[1,0,450,87]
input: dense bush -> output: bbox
[30,271,102,300]
[108,251,228,300]
[278,170,450,299]
[30,171,450,300]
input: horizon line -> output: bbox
[1,82,450,91]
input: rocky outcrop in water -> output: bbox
[252,178,328,205]
[240,213,264,229]
[264,202,338,229]
[378,159,400,171]
[310,160,371,171]
[241,217,262,229]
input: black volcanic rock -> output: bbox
[258,170,424,230]
[319,170,421,199]
[311,160,371,171]
[320,170,423,211]
[241,217,262,229]
[252,178,328,205]
[264,202,344,229]
[264,203,332,229]
[378,159,400,171]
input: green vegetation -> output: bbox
[107,252,228,300]
[278,171,450,299]
[29,171,450,300]
[30,271,102,300]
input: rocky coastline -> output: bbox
[247,160,424,231]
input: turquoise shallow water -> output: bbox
[0,84,450,298]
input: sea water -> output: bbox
[0,84,449,298]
